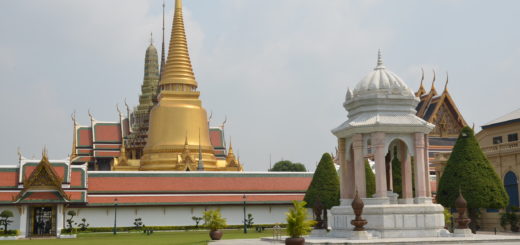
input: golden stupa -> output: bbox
[139,0,218,171]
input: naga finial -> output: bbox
[444,71,449,92]
[220,115,228,129]
[87,109,94,122]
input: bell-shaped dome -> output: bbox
[352,50,414,98]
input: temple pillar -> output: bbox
[352,134,366,198]
[400,144,413,202]
[424,134,432,197]
[386,152,393,191]
[414,133,428,202]
[372,132,387,198]
[338,138,351,199]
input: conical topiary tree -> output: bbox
[437,126,508,230]
[304,153,340,227]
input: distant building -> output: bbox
[477,108,520,230]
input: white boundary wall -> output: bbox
[3,204,313,231]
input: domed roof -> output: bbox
[352,51,414,98]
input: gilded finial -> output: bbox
[444,71,449,92]
[420,67,425,87]
[431,69,436,89]
[184,131,189,146]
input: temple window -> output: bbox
[508,133,518,142]
[493,136,503,145]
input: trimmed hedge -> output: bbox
[61,224,286,233]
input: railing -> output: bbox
[481,141,520,155]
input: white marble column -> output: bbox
[424,134,432,197]
[414,133,428,201]
[352,134,366,198]
[19,205,28,237]
[338,138,350,199]
[56,204,64,236]
[372,132,387,198]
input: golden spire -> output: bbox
[160,0,197,88]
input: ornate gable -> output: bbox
[421,90,467,137]
[15,152,69,202]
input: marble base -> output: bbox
[453,228,473,237]
[330,202,445,239]
[309,229,329,237]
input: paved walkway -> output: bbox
[210,233,520,245]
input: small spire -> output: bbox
[184,132,189,146]
[377,49,383,66]
[175,0,182,9]
[150,32,153,45]
[42,146,48,160]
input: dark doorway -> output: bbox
[30,206,56,237]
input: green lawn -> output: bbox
[1,230,271,245]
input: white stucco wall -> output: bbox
[65,205,297,228]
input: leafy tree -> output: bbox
[192,216,203,228]
[270,160,307,172]
[365,160,376,198]
[246,213,254,228]
[437,126,508,231]
[0,210,14,234]
[304,153,340,212]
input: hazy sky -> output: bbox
[1,0,519,171]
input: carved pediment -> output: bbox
[16,151,69,202]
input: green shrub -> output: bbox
[391,146,402,198]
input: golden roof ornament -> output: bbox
[160,0,197,88]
